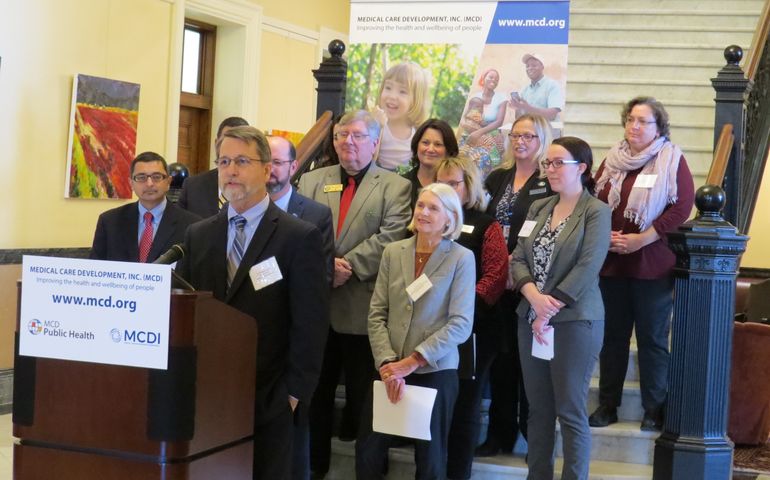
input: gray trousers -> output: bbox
[518,319,603,480]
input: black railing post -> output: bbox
[652,185,748,480]
[710,45,751,227]
[313,40,347,119]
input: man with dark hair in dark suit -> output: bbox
[267,135,334,283]
[90,151,201,262]
[177,116,249,217]
[176,126,329,480]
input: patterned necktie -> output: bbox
[337,177,357,238]
[138,212,154,263]
[227,215,247,286]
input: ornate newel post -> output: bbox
[653,185,748,479]
[313,40,347,119]
[710,45,751,226]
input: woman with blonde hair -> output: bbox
[356,182,475,479]
[476,113,554,457]
[437,155,508,480]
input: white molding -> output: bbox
[262,16,318,45]
[165,0,262,161]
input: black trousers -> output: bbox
[597,276,674,412]
[253,405,294,480]
[356,369,459,480]
[446,332,498,479]
[486,292,528,447]
[309,329,374,475]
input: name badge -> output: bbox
[323,183,344,193]
[529,187,547,195]
[249,256,283,291]
[461,224,474,234]
[518,220,538,238]
[406,273,433,302]
[633,174,657,189]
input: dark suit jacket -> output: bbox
[286,188,334,283]
[90,201,201,262]
[177,168,220,218]
[485,166,553,254]
[176,202,329,424]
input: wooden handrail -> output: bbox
[745,0,770,80]
[707,124,734,186]
[293,110,334,182]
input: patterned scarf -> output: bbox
[594,137,681,231]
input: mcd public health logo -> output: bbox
[27,319,44,335]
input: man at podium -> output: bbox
[176,126,329,480]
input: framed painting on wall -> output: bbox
[64,74,140,199]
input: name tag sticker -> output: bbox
[461,224,474,234]
[406,273,433,302]
[633,174,657,189]
[323,183,344,193]
[529,187,547,195]
[249,256,283,291]
[518,220,538,238]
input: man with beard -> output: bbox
[90,151,201,262]
[177,126,329,480]
[267,135,333,284]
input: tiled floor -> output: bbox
[0,415,11,480]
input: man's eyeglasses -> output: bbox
[508,133,539,142]
[214,156,260,168]
[541,159,579,170]
[271,159,294,167]
[625,116,656,127]
[334,132,370,142]
[132,173,168,183]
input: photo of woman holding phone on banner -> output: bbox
[509,136,611,480]
[356,183,475,480]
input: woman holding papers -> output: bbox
[357,183,475,480]
[509,136,611,480]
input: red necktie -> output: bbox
[138,212,154,263]
[337,177,357,238]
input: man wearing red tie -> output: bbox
[90,152,201,262]
[298,110,412,478]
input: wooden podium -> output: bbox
[12,289,257,479]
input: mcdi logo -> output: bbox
[111,328,161,346]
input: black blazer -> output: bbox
[485,166,553,253]
[286,188,334,284]
[176,202,329,424]
[90,201,201,262]
[177,168,220,218]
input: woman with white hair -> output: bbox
[356,183,476,479]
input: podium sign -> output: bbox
[19,255,171,369]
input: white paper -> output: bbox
[461,224,474,234]
[249,256,283,291]
[372,380,437,440]
[518,220,538,238]
[406,273,432,302]
[532,328,554,360]
[633,174,657,189]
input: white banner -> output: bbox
[20,256,172,369]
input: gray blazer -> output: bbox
[368,237,476,373]
[298,163,412,334]
[510,189,611,323]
